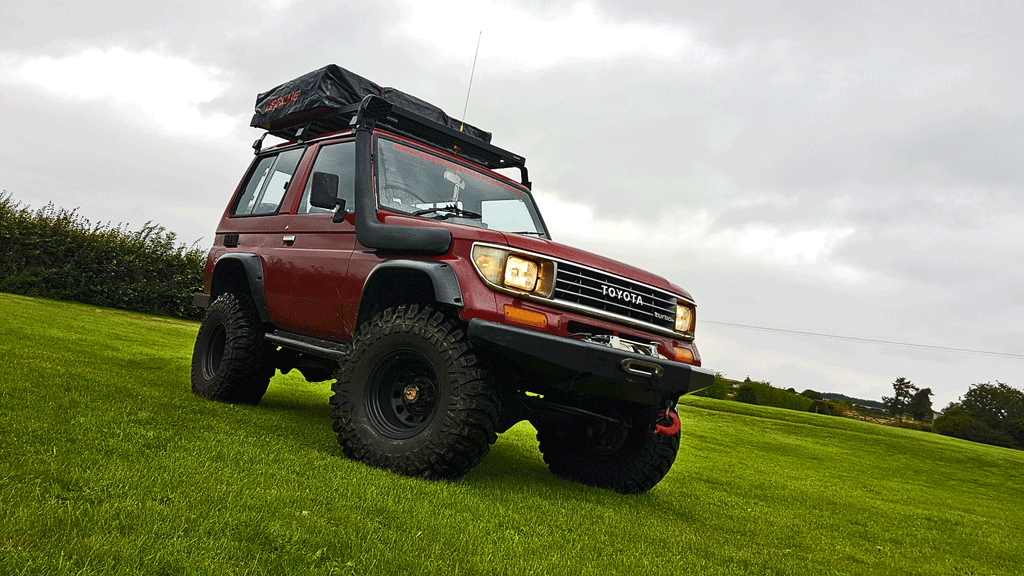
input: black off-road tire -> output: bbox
[191,293,274,405]
[536,400,680,494]
[330,304,499,480]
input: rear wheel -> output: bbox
[536,399,679,494]
[330,305,499,480]
[191,293,274,405]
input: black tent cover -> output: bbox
[251,65,491,144]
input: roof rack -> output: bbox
[250,65,527,178]
[268,102,527,174]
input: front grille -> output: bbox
[553,262,677,332]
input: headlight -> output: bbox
[675,302,695,334]
[472,246,508,285]
[472,245,554,297]
[504,255,538,291]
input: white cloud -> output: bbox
[1,47,236,138]
[542,191,861,280]
[708,224,856,265]
[699,329,890,397]
[393,0,725,70]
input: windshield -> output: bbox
[375,137,547,237]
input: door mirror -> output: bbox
[310,171,341,209]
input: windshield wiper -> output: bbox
[412,205,482,220]
[508,230,545,236]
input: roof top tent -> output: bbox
[250,64,529,187]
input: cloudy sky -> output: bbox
[3,0,1021,408]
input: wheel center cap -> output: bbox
[403,385,420,402]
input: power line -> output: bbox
[703,320,1024,360]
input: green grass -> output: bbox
[2,292,1022,575]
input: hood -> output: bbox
[496,233,695,302]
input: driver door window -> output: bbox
[297,142,356,214]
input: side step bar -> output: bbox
[264,330,349,361]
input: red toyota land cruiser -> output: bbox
[191,65,714,493]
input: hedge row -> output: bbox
[0,191,205,320]
[735,379,815,411]
[693,376,840,414]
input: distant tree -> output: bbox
[958,382,1024,448]
[882,377,918,421]
[800,389,823,401]
[808,399,835,415]
[822,393,886,410]
[907,388,934,421]
[934,403,1016,448]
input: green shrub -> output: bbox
[735,381,759,404]
[692,372,731,399]
[0,191,205,319]
[734,378,814,412]
[809,399,835,415]
[890,420,933,432]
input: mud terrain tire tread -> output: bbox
[330,304,499,480]
[191,292,274,405]
[536,401,679,494]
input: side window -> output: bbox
[232,147,305,216]
[297,141,356,214]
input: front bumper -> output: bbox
[467,319,715,406]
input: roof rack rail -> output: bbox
[250,65,528,182]
[267,102,526,173]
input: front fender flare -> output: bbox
[362,260,464,308]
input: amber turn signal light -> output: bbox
[674,347,695,364]
[503,305,548,329]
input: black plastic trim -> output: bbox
[364,260,464,307]
[353,100,452,255]
[211,253,272,323]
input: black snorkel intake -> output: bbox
[352,95,453,255]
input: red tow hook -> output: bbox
[654,408,681,436]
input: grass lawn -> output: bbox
[2,292,1022,575]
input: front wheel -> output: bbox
[330,305,499,480]
[536,400,680,494]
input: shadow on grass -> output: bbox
[259,385,333,421]
[467,426,552,483]
[254,379,564,492]
[249,375,678,502]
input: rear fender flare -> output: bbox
[210,253,272,324]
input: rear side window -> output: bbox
[232,148,305,216]
[297,141,356,214]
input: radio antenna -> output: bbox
[459,31,482,133]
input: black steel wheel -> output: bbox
[331,304,499,480]
[535,399,680,494]
[191,292,274,405]
[365,350,440,439]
